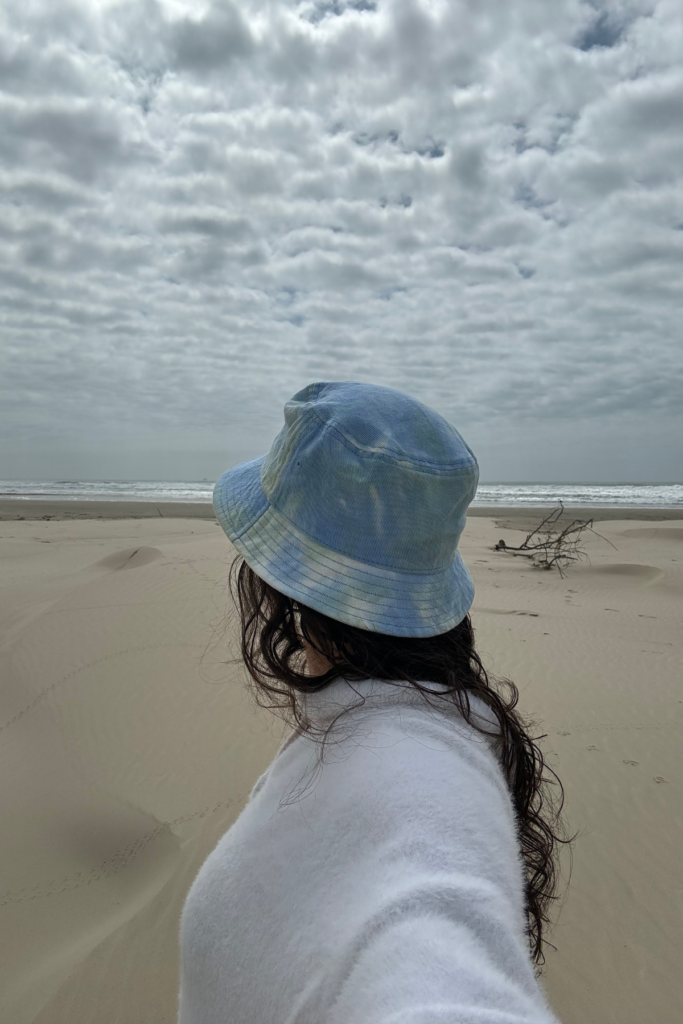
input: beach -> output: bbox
[1,503,681,1024]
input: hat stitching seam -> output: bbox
[236,518,471,617]
[215,467,269,543]
[233,542,465,629]
[252,498,462,577]
[237,523,460,607]
[308,403,478,475]
[244,534,460,610]
[215,482,473,626]
[232,551,467,631]
[218,485,470,589]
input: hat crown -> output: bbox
[260,382,478,573]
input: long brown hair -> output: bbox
[228,553,572,968]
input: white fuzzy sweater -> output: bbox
[178,678,560,1024]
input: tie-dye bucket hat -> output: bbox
[213,381,479,637]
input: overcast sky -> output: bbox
[1,0,681,483]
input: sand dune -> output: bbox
[94,546,166,571]
[620,527,683,541]
[579,562,664,582]
[1,510,681,1024]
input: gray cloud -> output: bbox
[0,0,681,483]
[171,2,255,71]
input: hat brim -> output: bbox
[213,456,474,638]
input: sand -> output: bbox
[4,497,683,524]
[1,505,681,1024]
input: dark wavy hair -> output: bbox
[227,553,573,969]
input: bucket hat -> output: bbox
[213,381,479,637]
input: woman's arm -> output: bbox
[288,712,560,1024]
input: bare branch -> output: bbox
[492,502,616,575]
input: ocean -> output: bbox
[1,480,682,508]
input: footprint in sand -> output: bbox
[623,760,639,766]
[586,745,600,751]
[653,777,669,784]
[557,731,571,736]
[94,546,164,571]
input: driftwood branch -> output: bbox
[493,501,616,577]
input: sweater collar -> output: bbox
[300,676,495,731]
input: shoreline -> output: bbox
[1,497,682,527]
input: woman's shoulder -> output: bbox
[313,682,506,782]
[284,686,512,826]
[276,687,526,908]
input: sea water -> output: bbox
[1,480,681,508]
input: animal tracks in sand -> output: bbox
[557,755,670,786]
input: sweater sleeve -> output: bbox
[300,712,560,1024]
[325,910,558,1024]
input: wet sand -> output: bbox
[2,496,682,525]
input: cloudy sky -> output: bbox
[1,0,681,483]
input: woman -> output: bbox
[178,381,568,1024]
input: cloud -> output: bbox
[0,0,681,482]
[171,2,255,72]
